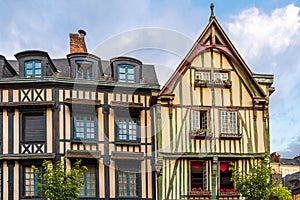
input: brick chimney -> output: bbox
[69,29,87,53]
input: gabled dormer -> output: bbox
[110,56,142,83]
[14,50,58,78]
[67,52,103,80]
[0,55,18,78]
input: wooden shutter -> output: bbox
[22,113,45,141]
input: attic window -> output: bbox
[76,61,94,80]
[214,72,228,82]
[118,64,136,83]
[25,60,42,77]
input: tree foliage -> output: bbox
[271,183,292,200]
[230,154,273,200]
[32,158,87,200]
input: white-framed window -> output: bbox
[195,71,210,81]
[214,72,228,81]
[191,110,208,130]
[220,111,237,134]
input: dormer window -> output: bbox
[118,64,136,83]
[76,61,94,80]
[110,57,142,83]
[25,60,42,77]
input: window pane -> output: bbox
[23,166,42,197]
[192,110,200,130]
[118,65,136,83]
[221,111,237,134]
[74,115,96,139]
[76,61,94,80]
[80,165,96,197]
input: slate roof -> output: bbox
[281,158,300,166]
[6,58,159,85]
[284,171,300,190]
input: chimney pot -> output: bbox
[78,29,86,36]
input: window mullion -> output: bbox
[127,172,130,196]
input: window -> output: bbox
[22,112,46,142]
[116,162,140,197]
[191,110,208,131]
[74,114,96,139]
[191,161,207,190]
[118,64,136,83]
[80,165,97,197]
[220,111,237,134]
[214,72,228,81]
[23,165,42,197]
[219,162,234,189]
[76,61,94,80]
[116,117,139,141]
[195,71,210,81]
[25,60,42,77]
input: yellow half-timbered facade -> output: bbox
[0,31,159,200]
[155,8,274,200]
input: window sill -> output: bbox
[189,191,211,197]
[219,133,242,139]
[218,192,240,197]
[194,81,232,88]
[115,141,141,146]
[190,129,212,139]
[71,139,98,143]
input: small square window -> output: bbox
[214,72,228,81]
[74,114,97,139]
[76,61,94,80]
[220,111,237,134]
[25,60,42,77]
[195,71,210,81]
[118,64,136,83]
[116,117,139,142]
[191,110,208,131]
[22,165,43,198]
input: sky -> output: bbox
[0,0,299,158]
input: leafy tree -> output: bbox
[32,158,87,200]
[271,183,292,200]
[230,154,273,200]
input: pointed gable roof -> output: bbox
[159,5,266,98]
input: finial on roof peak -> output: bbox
[210,3,215,21]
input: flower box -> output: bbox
[194,80,232,88]
[190,129,212,139]
[189,191,211,197]
[218,188,239,197]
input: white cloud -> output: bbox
[226,4,300,157]
[227,4,300,60]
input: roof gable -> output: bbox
[159,13,267,98]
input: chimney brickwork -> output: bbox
[69,31,87,53]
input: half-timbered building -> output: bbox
[0,30,159,200]
[155,5,274,200]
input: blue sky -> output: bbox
[0,0,299,158]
